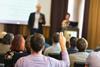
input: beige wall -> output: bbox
[68,0,80,22]
[68,0,85,38]
[78,0,85,38]
[87,0,100,49]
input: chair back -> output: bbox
[74,62,89,67]
[48,53,62,60]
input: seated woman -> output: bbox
[44,33,61,55]
[69,38,89,67]
[15,33,70,67]
[4,35,29,67]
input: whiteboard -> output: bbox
[0,0,38,25]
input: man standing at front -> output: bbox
[28,4,46,34]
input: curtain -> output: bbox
[50,0,68,34]
[82,0,90,39]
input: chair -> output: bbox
[0,54,4,67]
[0,54,4,63]
[74,62,89,67]
[48,53,62,60]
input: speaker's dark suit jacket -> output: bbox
[28,12,46,34]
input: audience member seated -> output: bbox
[44,42,50,48]
[15,33,70,67]
[4,35,29,67]
[25,35,32,54]
[25,35,50,54]
[94,46,100,52]
[87,50,100,67]
[44,33,61,55]
[69,38,89,67]
[67,37,78,54]
[0,33,14,54]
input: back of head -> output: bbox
[77,38,88,52]
[10,34,25,51]
[30,33,45,53]
[70,37,77,48]
[52,33,59,43]
[2,33,14,44]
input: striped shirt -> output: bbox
[15,51,70,67]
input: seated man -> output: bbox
[67,37,78,54]
[15,33,70,67]
[0,33,14,54]
[44,33,61,55]
[87,51,100,67]
[69,38,89,67]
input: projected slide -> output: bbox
[0,0,38,24]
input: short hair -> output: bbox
[77,38,88,52]
[10,35,25,51]
[30,33,45,53]
[52,33,59,43]
[70,37,77,47]
[2,33,14,44]
[36,3,42,8]
[67,12,70,17]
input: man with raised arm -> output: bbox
[15,32,70,67]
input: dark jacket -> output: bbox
[67,47,78,54]
[28,12,46,33]
[4,51,30,67]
